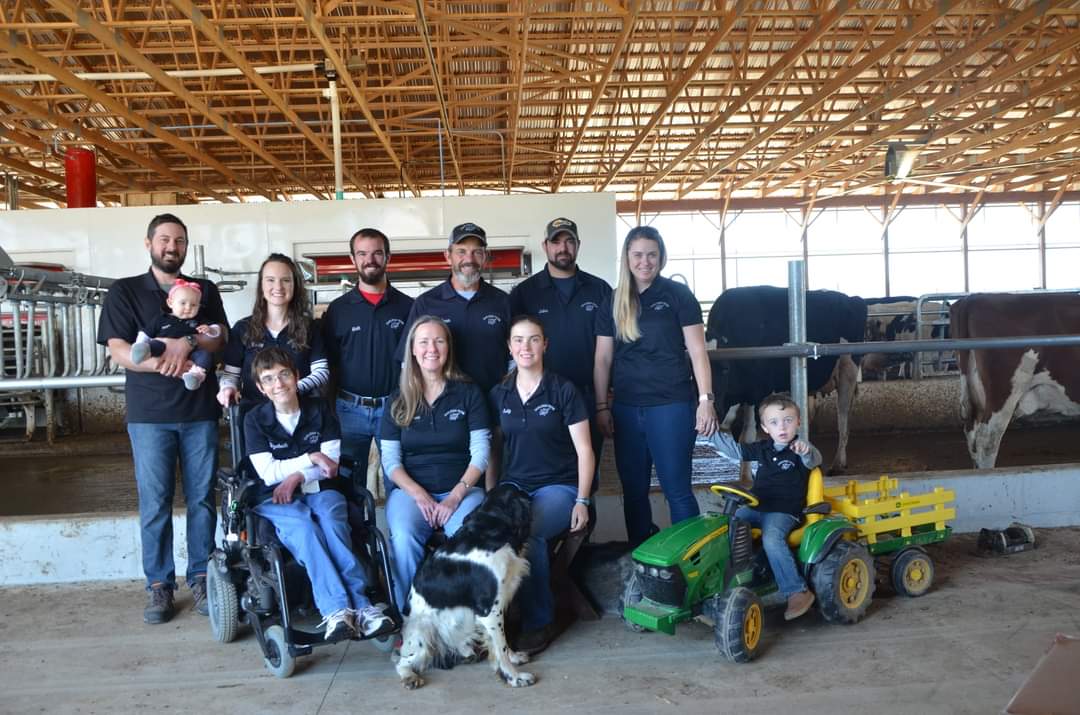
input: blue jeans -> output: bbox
[255,489,372,616]
[735,507,807,597]
[127,420,218,590]
[386,485,485,607]
[336,398,384,489]
[611,401,699,547]
[507,482,577,632]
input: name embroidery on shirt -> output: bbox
[537,308,550,314]
[444,408,466,421]
[350,325,364,332]
[650,301,671,311]
[269,440,289,450]
[482,314,502,326]
[534,404,556,417]
[385,318,404,329]
[502,408,512,415]
[580,301,599,312]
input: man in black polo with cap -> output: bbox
[97,213,228,625]
[510,217,612,481]
[322,227,414,485]
[399,222,511,485]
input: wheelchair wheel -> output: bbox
[207,560,239,643]
[263,625,296,679]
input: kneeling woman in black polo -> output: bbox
[491,315,595,655]
[379,315,491,607]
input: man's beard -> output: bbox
[151,252,183,274]
[549,253,575,271]
[453,266,480,288]
[359,264,386,284]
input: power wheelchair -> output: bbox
[205,405,403,678]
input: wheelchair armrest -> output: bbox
[803,501,831,516]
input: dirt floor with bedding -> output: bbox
[1,528,1078,715]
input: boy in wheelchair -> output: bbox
[244,346,392,641]
[709,392,822,622]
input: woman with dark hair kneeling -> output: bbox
[380,316,490,607]
[490,315,595,656]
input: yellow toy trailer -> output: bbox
[824,476,956,597]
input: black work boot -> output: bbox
[144,583,175,625]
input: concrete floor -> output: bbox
[2,529,1078,715]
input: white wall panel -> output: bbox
[0,193,617,326]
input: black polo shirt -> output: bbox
[224,316,325,406]
[379,380,490,494]
[596,276,701,406]
[399,278,511,393]
[490,371,588,493]
[243,397,344,501]
[322,285,413,397]
[97,269,227,423]
[145,313,201,339]
[739,439,811,517]
[509,266,612,395]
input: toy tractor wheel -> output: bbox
[712,587,764,663]
[891,548,934,598]
[811,540,874,624]
[621,573,646,633]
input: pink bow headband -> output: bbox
[168,278,202,299]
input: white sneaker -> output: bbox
[355,604,392,637]
[319,608,355,641]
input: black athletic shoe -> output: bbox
[190,578,209,616]
[144,584,175,625]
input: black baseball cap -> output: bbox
[449,222,487,247]
[545,217,578,242]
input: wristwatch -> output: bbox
[185,334,198,349]
[575,497,591,506]
[698,392,714,403]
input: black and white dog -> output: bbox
[396,483,535,689]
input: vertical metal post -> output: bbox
[788,260,809,439]
[882,204,891,297]
[328,78,344,200]
[1037,200,1047,289]
[961,203,970,293]
[5,174,17,210]
[192,244,206,279]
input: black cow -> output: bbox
[706,286,867,474]
[862,296,952,380]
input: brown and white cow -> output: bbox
[951,293,1080,469]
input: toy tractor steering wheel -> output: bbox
[709,484,760,515]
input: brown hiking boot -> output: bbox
[784,590,815,621]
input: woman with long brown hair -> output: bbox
[216,253,328,415]
[379,315,490,606]
[594,226,718,547]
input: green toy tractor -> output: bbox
[622,469,875,663]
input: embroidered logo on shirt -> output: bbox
[650,301,671,311]
[350,325,364,332]
[250,342,265,349]
[581,301,599,312]
[776,459,796,470]
[269,440,289,450]
[482,314,502,326]
[537,308,550,314]
[303,431,320,444]
[534,403,556,416]
[444,408,466,421]
[502,408,512,415]
[385,318,404,330]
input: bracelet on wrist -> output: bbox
[575,497,591,506]
[458,479,471,489]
